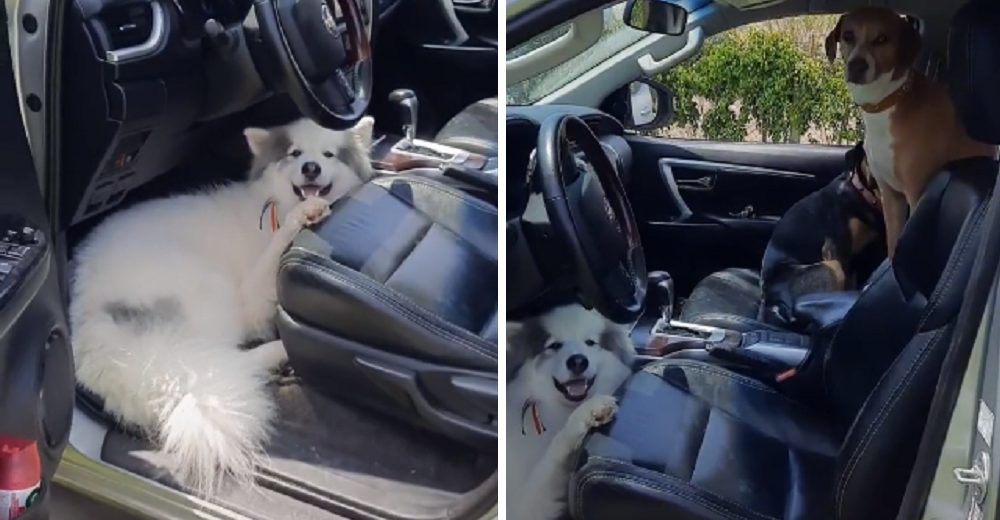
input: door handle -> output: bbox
[676,175,716,191]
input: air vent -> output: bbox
[101,3,154,50]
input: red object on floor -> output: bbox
[0,437,41,520]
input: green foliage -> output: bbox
[657,28,863,144]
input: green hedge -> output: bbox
[656,28,862,144]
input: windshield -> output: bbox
[506,0,709,105]
[507,4,646,105]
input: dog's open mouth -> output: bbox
[553,376,595,402]
[293,183,333,200]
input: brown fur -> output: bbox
[825,7,920,80]
[828,8,996,258]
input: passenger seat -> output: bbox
[434,98,498,156]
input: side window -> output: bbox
[651,15,862,145]
[506,2,646,105]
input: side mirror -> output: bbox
[623,0,689,36]
[601,79,675,132]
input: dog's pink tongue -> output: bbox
[566,380,588,398]
[301,185,321,198]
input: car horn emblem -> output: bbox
[321,3,339,37]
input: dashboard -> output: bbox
[58,0,388,228]
[506,105,633,219]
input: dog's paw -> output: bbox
[582,395,618,427]
[567,395,618,438]
[285,197,332,228]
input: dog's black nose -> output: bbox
[566,354,589,375]
[302,161,321,180]
[847,59,869,80]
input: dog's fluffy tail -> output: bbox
[73,322,275,495]
[155,347,275,494]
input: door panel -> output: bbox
[1,20,74,519]
[625,135,850,295]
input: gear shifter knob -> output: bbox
[648,271,675,323]
[388,89,418,144]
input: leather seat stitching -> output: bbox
[281,255,497,361]
[914,202,986,331]
[694,313,785,332]
[575,464,781,520]
[375,175,498,216]
[834,326,946,517]
[648,359,781,394]
[382,220,435,283]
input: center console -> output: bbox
[368,89,497,201]
[633,271,815,383]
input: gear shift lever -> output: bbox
[388,89,418,144]
[648,271,675,323]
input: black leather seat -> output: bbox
[569,3,1000,518]
[677,267,782,332]
[434,98,498,156]
[276,175,498,447]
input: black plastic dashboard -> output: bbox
[58,0,387,228]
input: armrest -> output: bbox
[742,342,809,367]
[702,329,812,383]
[793,291,860,333]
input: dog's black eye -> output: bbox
[873,34,888,45]
[323,151,334,158]
[289,149,302,158]
[842,30,855,44]
[585,339,597,346]
[546,342,563,351]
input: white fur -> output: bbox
[848,71,909,192]
[506,305,634,520]
[70,117,373,495]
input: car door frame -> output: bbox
[0,6,75,518]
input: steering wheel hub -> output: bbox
[279,0,349,81]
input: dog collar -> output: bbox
[520,399,546,436]
[259,198,280,232]
[860,76,913,113]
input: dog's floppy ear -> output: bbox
[894,15,921,79]
[825,16,844,63]
[600,322,636,368]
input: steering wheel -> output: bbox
[536,114,646,323]
[251,0,372,129]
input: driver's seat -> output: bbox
[275,174,498,447]
[570,2,1000,518]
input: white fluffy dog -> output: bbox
[507,305,635,520]
[70,117,374,494]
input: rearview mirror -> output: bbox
[623,0,689,36]
[601,78,675,132]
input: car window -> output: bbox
[650,15,862,145]
[506,2,646,105]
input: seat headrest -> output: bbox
[949,0,1000,144]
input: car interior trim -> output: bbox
[103,1,166,63]
[662,157,817,181]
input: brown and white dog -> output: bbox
[826,7,996,257]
